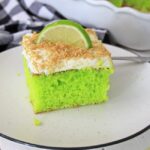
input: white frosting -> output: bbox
[23,49,111,75]
[54,57,110,73]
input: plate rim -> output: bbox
[0,125,150,149]
[0,45,150,149]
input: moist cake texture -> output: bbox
[22,29,114,113]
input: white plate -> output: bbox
[0,44,150,149]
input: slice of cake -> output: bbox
[22,20,114,113]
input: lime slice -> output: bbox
[37,20,92,49]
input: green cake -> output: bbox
[22,20,114,113]
[109,0,150,13]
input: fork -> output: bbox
[112,45,150,63]
[112,56,150,63]
[94,29,150,63]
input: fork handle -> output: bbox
[112,56,150,63]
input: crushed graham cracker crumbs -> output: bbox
[22,29,111,74]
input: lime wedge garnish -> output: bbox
[37,20,92,49]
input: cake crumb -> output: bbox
[34,118,42,126]
[17,72,21,76]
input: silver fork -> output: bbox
[94,29,150,63]
[112,56,150,62]
[112,45,150,63]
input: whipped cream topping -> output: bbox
[23,49,111,75]
[22,29,113,75]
